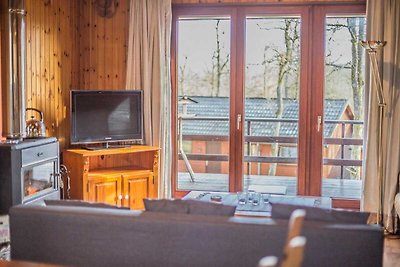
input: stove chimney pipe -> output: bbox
[1,0,27,140]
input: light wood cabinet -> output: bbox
[63,146,159,209]
[122,172,153,210]
[87,174,122,206]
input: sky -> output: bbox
[178,16,364,75]
[177,16,366,117]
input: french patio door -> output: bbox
[309,5,366,207]
[172,7,237,194]
[240,7,309,198]
[172,4,366,206]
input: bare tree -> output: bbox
[347,18,365,123]
[207,19,230,97]
[326,17,365,179]
[348,17,365,179]
[263,45,269,98]
[258,19,300,176]
[326,18,365,122]
[179,55,188,96]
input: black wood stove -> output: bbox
[0,1,61,215]
[0,138,60,214]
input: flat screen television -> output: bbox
[70,90,143,146]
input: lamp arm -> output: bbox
[368,51,386,106]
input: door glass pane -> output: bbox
[244,17,301,196]
[23,161,55,199]
[176,17,231,192]
[323,16,366,199]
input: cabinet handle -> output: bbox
[125,194,129,200]
[118,194,123,200]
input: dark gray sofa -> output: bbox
[9,205,383,267]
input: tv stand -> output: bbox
[82,142,140,151]
[81,146,106,151]
[63,145,159,210]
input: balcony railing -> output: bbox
[178,116,363,179]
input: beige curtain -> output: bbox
[125,0,172,198]
[362,0,400,233]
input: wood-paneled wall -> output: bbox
[78,0,129,90]
[23,0,129,150]
[25,0,79,149]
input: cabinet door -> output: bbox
[88,176,122,206]
[122,174,152,210]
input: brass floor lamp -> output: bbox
[360,40,386,225]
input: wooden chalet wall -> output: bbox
[25,0,79,149]
[78,0,129,90]
[23,0,129,149]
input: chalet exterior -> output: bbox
[178,96,356,179]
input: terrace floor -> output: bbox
[178,173,362,199]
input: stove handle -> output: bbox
[54,172,63,188]
[53,172,62,188]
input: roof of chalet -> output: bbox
[178,96,351,138]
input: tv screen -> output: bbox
[70,90,143,145]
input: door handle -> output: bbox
[237,114,242,130]
[317,115,322,132]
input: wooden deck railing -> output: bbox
[179,116,363,179]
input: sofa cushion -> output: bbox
[44,200,129,210]
[185,199,236,216]
[271,203,369,224]
[144,199,236,216]
[143,199,190,214]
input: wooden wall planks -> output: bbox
[25,0,79,149]
[78,0,129,91]
[22,0,129,150]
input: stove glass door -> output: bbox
[22,160,57,201]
